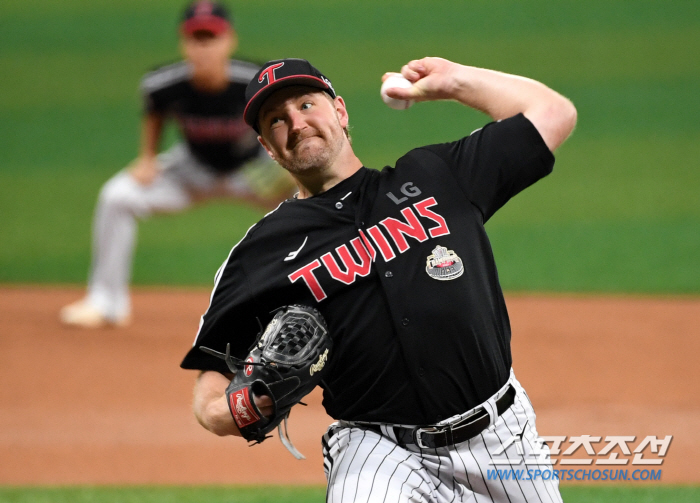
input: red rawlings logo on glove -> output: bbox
[230,388,260,427]
[244,356,255,376]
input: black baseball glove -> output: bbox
[200,305,332,458]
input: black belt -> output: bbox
[365,384,516,449]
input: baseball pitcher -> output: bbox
[182,56,577,502]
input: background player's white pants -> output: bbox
[322,371,562,503]
[85,144,279,320]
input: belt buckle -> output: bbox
[413,425,453,449]
[412,426,435,449]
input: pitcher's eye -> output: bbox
[301,102,312,110]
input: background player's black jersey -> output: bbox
[141,59,262,173]
[181,114,554,425]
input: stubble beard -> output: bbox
[279,124,345,176]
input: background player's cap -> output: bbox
[181,1,232,36]
[244,58,336,133]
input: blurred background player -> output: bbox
[60,1,293,328]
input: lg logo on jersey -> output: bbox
[288,196,451,302]
[386,182,421,205]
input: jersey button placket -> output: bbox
[385,271,393,278]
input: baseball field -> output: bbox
[1,0,698,501]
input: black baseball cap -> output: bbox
[244,58,336,132]
[181,1,232,36]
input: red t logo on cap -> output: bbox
[258,62,285,86]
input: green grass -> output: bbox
[561,485,700,502]
[0,485,698,503]
[0,486,326,503]
[1,0,698,292]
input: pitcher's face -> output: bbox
[257,86,349,175]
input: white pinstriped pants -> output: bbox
[322,371,562,503]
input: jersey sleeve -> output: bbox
[142,90,165,115]
[141,79,170,115]
[139,62,190,115]
[180,242,261,373]
[421,113,555,222]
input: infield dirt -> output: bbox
[0,286,697,485]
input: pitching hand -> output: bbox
[253,393,274,418]
[382,57,462,103]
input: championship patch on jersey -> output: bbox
[426,245,464,281]
[229,388,260,427]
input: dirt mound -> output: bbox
[0,286,697,484]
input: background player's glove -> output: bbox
[201,305,332,459]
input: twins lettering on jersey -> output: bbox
[288,196,451,302]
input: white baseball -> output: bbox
[380,74,414,110]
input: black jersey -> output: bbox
[181,114,554,425]
[141,59,262,173]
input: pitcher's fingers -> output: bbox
[400,63,422,82]
[381,72,402,83]
[402,59,428,81]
